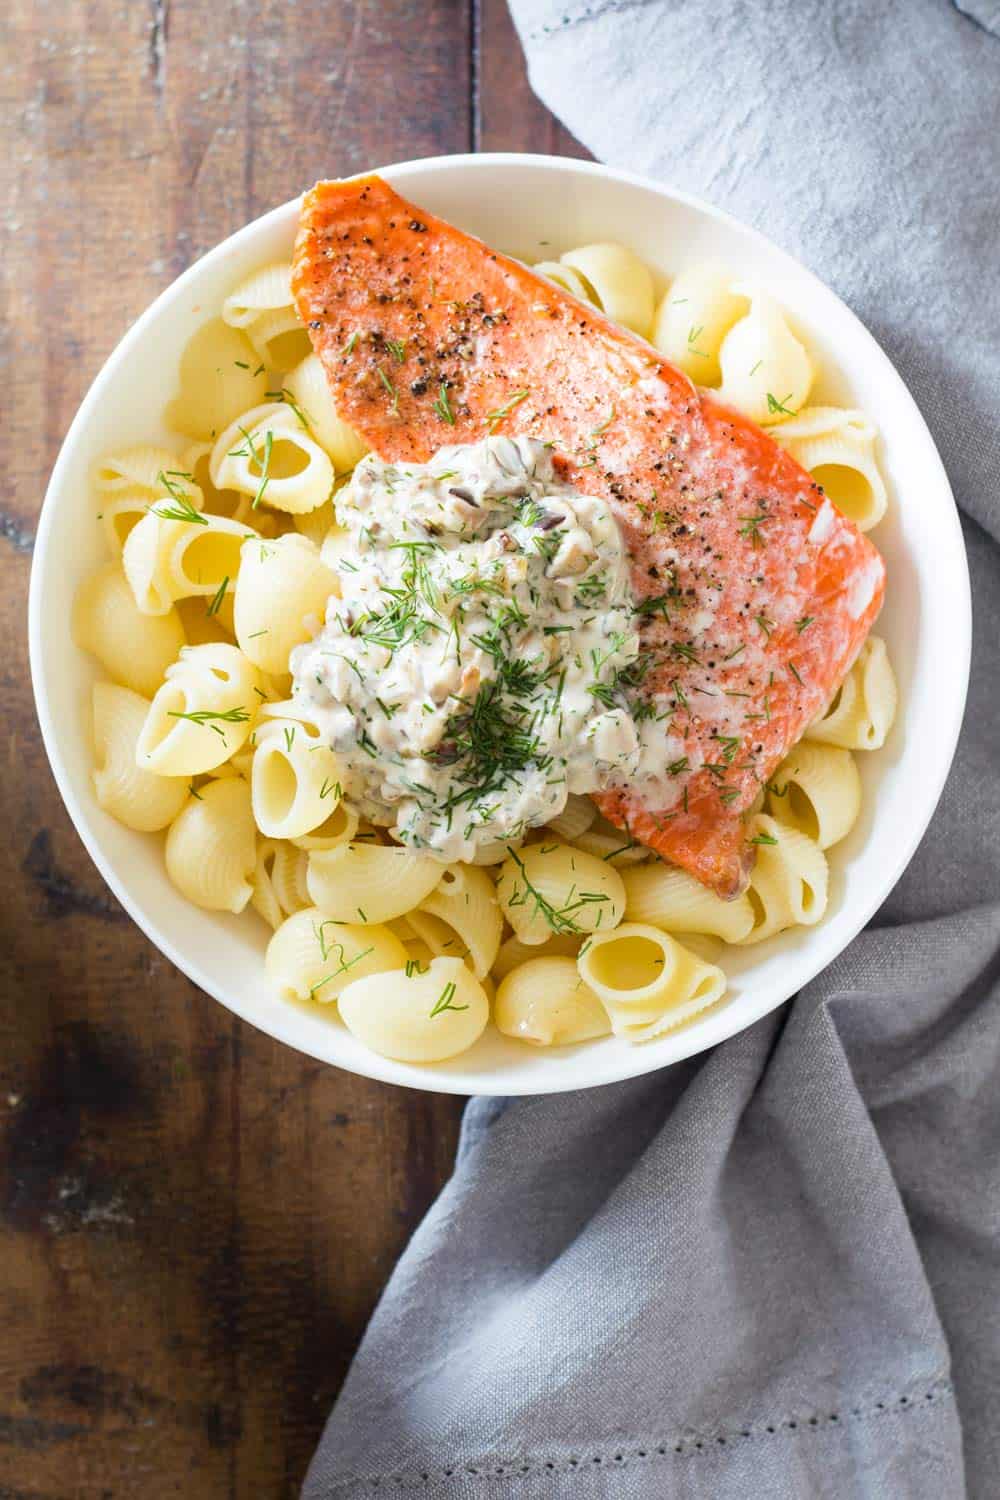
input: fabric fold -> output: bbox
[304,3,999,1494]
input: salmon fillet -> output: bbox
[292,176,886,897]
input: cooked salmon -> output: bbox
[292,176,886,897]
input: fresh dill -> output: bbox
[153,471,207,525]
[206,575,229,617]
[738,513,768,548]
[377,366,400,416]
[429,979,469,1017]
[485,389,529,431]
[433,383,456,425]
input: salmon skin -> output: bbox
[292,176,886,897]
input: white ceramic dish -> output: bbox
[29,153,970,1095]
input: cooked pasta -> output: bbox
[137,642,261,775]
[182,440,279,533]
[652,265,748,386]
[558,243,655,338]
[337,955,490,1063]
[250,712,343,840]
[622,860,754,942]
[491,931,584,983]
[495,843,626,946]
[771,407,887,531]
[718,289,814,425]
[573,815,654,866]
[736,814,829,945]
[532,260,597,305]
[91,683,189,832]
[284,353,370,474]
[249,839,287,930]
[233,533,337,675]
[805,636,897,751]
[222,262,293,328]
[766,743,861,849]
[544,793,596,843]
[123,511,253,616]
[577,924,727,1041]
[164,777,257,913]
[495,957,610,1047]
[210,403,335,515]
[165,318,269,441]
[409,864,502,980]
[265,907,406,1003]
[94,445,201,502]
[74,236,899,1067]
[290,799,359,852]
[249,838,311,931]
[174,594,234,648]
[306,841,444,925]
[74,561,186,698]
[293,496,338,550]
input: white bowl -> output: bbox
[29,153,970,1096]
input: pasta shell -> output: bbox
[165,319,269,441]
[544,794,597,843]
[766,743,861,849]
[771,407,887,530]
[73,561,185,698]
[284,354,370,474]
[805,637,897,751]
[91,683,189,833]
[622,860,754,942]
[495,957,610,1047]
[491,931,584,982]
[222,262,294,328]
[558,243,655,338]
[652,264,748,386]
[337,955,489,1063]
[578,923,726,1042]
[496,843,626,945]
[164,777,257,913]
[234,533,338,675]
[306,842,444,925]
[210,403,335,515]
[137,642,262,776]
[532,261,598,306]
[718,288,813,426]
[265,906,406,1005]
[251,713,343,840]
[737,815,829,945]
[411,865,502,979]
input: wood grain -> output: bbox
[0,3,585,1494]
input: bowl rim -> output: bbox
[28,151,972,1095]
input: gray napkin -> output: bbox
[304,4,1000,1495]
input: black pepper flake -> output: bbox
[408,219,428,232]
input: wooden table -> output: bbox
[1,4,586,1494]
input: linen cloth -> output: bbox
[304,3,1000,1494]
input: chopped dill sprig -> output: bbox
[433,383,456,425]
[429,979,469,1017]
[377,366,400,416]
[206,575,229,617]
[738,513,768,548]
[484,389,529,431]
[153,471,207,525]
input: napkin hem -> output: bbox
[315,1377,955,1496]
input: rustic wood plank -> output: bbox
[476,0,591,157]
[1,3,472,1496]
